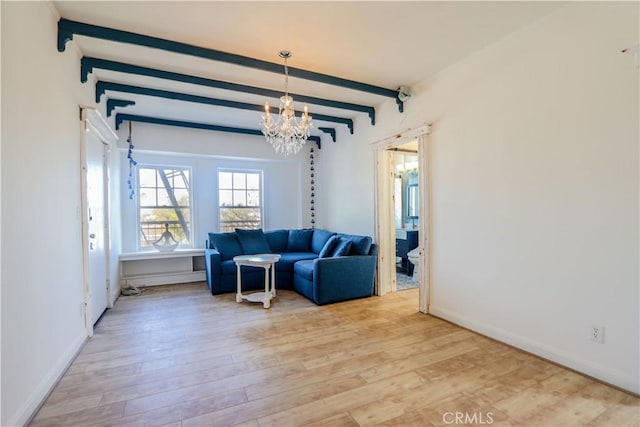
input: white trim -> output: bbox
[122,271,205,287]
[417,133,431,313]
[371,124,431,312]
[83,108,118,146]
[9,334,86,427]
[373,149,396,296]
[370,124,430,151]
[80,107,115,337]
[119,248,204,261]
[430,305,639,394]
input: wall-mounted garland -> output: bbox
[126,121,137,200]
[310,147,315,228]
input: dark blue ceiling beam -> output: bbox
[97,81,345,136]
[83,57,375,125]
[58,18,403,112]
[115,113,322,149]
[318,127,337,143]
[106,98,136,117]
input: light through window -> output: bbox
[138,166,192,249]
[219,170,262,232]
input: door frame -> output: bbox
[80,107,118,336]
[371,124,431,313]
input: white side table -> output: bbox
[233,254,281,308]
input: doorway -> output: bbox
[392,144,420,291]
[81,108,117,335]
[372,125,430,313]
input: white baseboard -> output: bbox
[429,305,639,394]
[122,271,205,288]
[6,333,87,427]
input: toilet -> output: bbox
[407,247,420,275]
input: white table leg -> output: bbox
[263,265,271,308]
[271,263,276,298]
[236,264,243,303]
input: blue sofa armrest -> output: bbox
[204,248,222,294]
[313,254,376,305]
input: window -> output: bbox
[137,166,192,249]
[218,170,262,232]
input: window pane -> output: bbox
[219,172,232,189]
[173,189,190,205]
[156,188,172,206]
[139,169,157,187]
[233,190,246,206]
[246,174,260,190]
[233,173,245,189]
[220,207,260,229]
[246,190,259,206]
[219,190,233,206]
[138,188,155,206]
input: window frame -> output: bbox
[135,164,194,251]
[217,168,264,232]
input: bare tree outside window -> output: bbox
[138,167,192,248]
[219,170,262,231]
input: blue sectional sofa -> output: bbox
[204,228,377,305]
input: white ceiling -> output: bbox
[53,1,563,141]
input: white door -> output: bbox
[86,131,108,325]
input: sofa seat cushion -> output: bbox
[293,259,314,281]
[276,252,317,272]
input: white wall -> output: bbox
[314,117,378,236]
[0,2,121,425]
[320,2,639,393]
[115,123,310,252]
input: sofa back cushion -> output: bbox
[332,237,353,257]
[208,232,243,260]
[235,228,271,255]
[336,234,373,255]
[264,229,289,252]
[287,229,313,252]
[311,228,335,254]
[318,235,338,258]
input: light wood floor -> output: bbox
[31,282,639,427]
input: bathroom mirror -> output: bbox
[407,184,419,219]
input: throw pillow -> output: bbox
[311,228,335,254]
[264,229,289,252]
[336,234,372,255]
[318,235,339,258]
[332,237,352,257]
[235,228,271,255]
[287,229,313,252]
[208,232,243,260]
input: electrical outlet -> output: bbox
[591,325,605,344]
